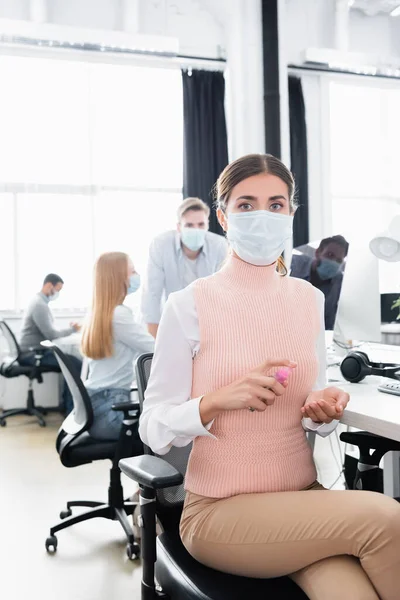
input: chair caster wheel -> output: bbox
[45,535,58,553]
[126,542,140,560]
[0,420,6,427]
[60,509,72,519]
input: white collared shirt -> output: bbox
[139,284,337,456]
[141,230,228,324]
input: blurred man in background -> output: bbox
[141,197,228,338]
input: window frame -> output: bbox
[0,46,184,316]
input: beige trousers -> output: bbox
[180,482,400,600]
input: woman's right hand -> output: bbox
[199,358,297,425]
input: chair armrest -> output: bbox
[119,455,183,490]
[340,431,400,452]
[112,401,140,413]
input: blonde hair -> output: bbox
[81,252,129,360]
[177,197,210,222]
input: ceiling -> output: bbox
[351,0,400,16]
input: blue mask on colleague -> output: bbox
[316,259,341,281]
[127,274,141,295]
[181,228,206,252]
[48,291,60,302]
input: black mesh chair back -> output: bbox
[136,353,191,512]
[0,320,20,362]
[41,341,93,435]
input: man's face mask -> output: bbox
[316,259,342,281]
[49,287,60,302]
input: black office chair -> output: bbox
[43,342,142,559]
[119,353,308,600]
[0,321,60,427]
[340,430,400,493]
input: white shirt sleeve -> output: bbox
[141,237,166,325]
[301,288,338,438]
[113,306,154,354]
[138,286,213,456]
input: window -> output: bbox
[93,191,182,274]
[327,79,400,293]
[0,195,15,310]
[0,53,183,311]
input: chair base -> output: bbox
[45,499,140,559]
[0,405,47,427]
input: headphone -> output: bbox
[340,351,400,383]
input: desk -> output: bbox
[53,332,82,360]
[381,323,400,346]
[338,375,400,496]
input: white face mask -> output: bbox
[226,211,293,266]
[49,291,60,302]
[181,227,207,252]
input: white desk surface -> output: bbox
[326,343,400,443]
[339,377,400,443]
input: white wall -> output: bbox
[0,0,29,20]
[286,0,400,63]
[0,0,225,59]
[349,10,392,56]
[47,0,119,30]
[286,0,336,64]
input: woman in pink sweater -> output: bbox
[140,154,400,600]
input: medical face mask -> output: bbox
[48,291,60,302]
[316,259,341,281]
[226,211,294,266]
[181,227,206,252]
[127,273,141,295]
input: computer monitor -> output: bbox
[290,234,381,345]
[333,239,381,345]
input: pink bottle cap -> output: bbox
[275,367,292,384]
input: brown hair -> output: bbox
[177,197,210,221]
[215,154,297,276]
[81,252,129,360]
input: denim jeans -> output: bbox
[19,349,82,415]
[87,388,131,441]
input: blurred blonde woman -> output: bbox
[82,252,154,440]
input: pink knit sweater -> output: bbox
[184,256,320,498]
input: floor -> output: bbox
[0,414,345,600]
[0,414,142,600]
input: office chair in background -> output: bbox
[119,353,308,600]
[43,343,142,559]
[0,321,60,427]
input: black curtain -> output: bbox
[182,69,228,235]
[262,0,281,157]
[289,76,309,247]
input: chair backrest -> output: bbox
[41,341,93,434]
[0,321,20,361]
[136,353,192,510]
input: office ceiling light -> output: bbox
[391,4,400,15]
[370,216,400,262]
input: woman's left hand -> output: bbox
[301,387,350,424]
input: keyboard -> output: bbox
[378,381,400,396]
